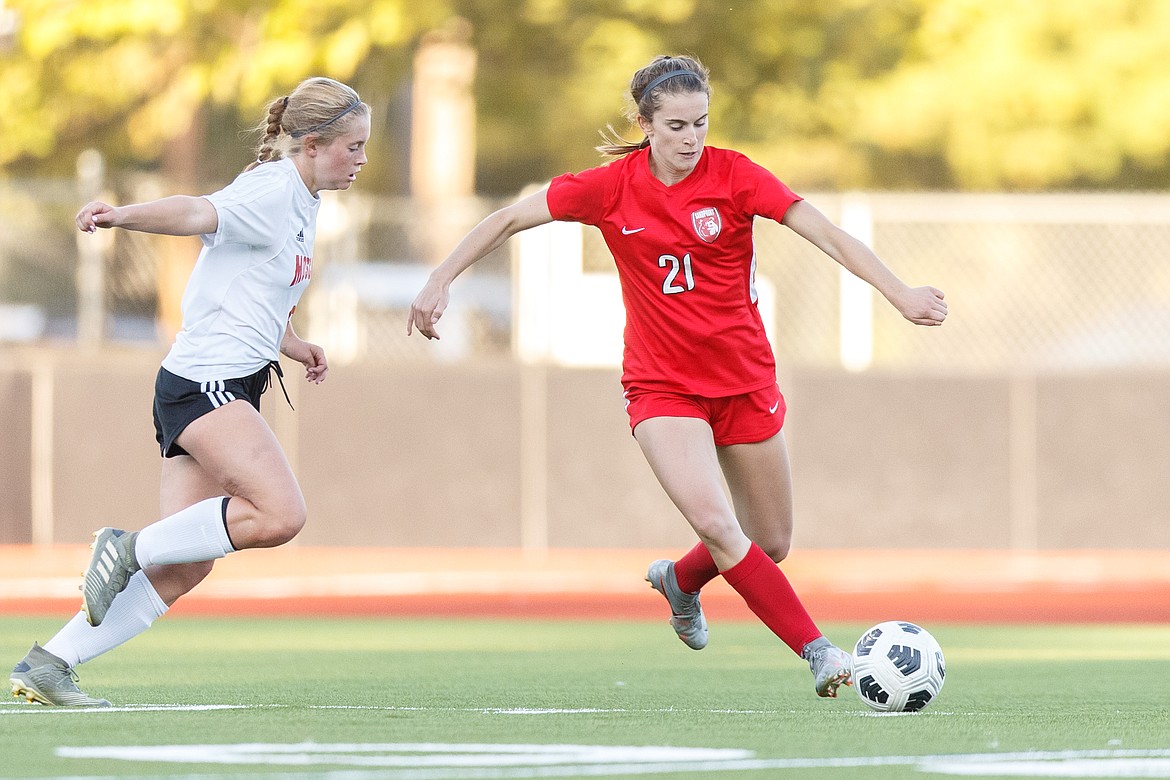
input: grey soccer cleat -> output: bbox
[646,559,708,650]
[803,639,854,698]
[10,643,111,707]
[82,527,141,627]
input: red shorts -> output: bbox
[623,383,787,446]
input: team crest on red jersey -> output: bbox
[691,207,722,243]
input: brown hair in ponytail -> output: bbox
[596,54,711,158]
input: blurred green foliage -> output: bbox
[1,0,1168,192]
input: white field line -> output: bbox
[47,744,1170,779]
[0,702,261,714]
[0,701,965,716]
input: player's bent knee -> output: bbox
[690,515,744,550]
[761,539,791,563]
[253,503,307,548]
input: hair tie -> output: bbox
[281,96,290,108]
[640,69,699,100]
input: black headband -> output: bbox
[640,69,700,100]
[290,99,363,139]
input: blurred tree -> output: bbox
[0,0,455,336]
[854,0,1170,189]
[451,0,933,192]
[0,0,452,188]
[3,0,1169,192]
[461,0,1170,192]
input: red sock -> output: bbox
[673,542,719,594]
[721,542,822,655]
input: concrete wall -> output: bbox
[2,347,1168,549]
[0,369,32,543]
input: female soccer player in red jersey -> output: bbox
[407,55,947,698]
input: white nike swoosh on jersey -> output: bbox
[621,226,646,235]
[769,401,780,414]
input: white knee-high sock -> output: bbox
[43,570,168,667]
[135,496,236,567]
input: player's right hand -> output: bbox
[76,201,118,233]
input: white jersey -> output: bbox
[162,158,320,382]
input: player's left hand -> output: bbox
[299,342,329,383]
[895,286,947,326]
[407,278,449,340]
[281,337,329,383]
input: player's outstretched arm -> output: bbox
[408,187,554,340]
[76,195,218,237]
[782,200,947,327]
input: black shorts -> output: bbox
[153,365,274,458]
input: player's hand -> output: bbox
[76,201,120,233]
[281,336,329,383]
[406,278,449,340]
[299,341,329,383]
[894,286,947,326]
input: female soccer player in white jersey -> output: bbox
[10,77,370,707]
[408,55,947,698]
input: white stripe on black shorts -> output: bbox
[200,379,237,409]
[153,365,271,458]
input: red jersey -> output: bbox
[547,146,801,397]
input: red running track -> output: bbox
[2,546,1168,623]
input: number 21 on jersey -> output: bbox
[659,253,695,295]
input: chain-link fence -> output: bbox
[798,193,1170,371]
[1,176,165,342]
[4,174,1169,372]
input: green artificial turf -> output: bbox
[2,616,1168,778]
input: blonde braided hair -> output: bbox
[245,78,368,171]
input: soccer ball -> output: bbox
[851,621,946,712]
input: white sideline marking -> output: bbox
[2,701,975,719]
[51,744,1170,778]
[0,703,258,714]
[3,700,979,721]
[0,703,825,716]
